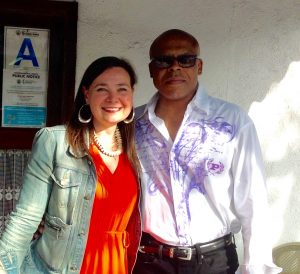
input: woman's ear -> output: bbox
[82,86,89,103]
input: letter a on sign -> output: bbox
[14,38,39,67]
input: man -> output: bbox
[133,29,281,274]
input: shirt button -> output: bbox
[70,266,78,271]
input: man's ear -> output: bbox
[197,59,203,75]
[149,63,153,78]
[198,59,203,74]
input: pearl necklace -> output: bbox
[93,127,122,157]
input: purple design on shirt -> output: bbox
[136,119,172,196]
[136,116,236,224]
[207,159,224,175]
[171,117,235,221]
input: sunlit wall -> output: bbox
[75,0,300,262]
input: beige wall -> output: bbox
[75,0,300,261]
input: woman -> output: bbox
[0,56,141,274]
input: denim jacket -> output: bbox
[0,125,141,274]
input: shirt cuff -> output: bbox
[237,264,282,274]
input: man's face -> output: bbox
[149,37,202,103]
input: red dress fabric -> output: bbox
[80,144,138,274]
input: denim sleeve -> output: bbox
[0,128,54,272]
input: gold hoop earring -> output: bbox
[78,104,92,124]
[123,109,135,124]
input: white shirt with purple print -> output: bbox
[135,86,281,274]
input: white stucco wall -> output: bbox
[75,0,300,262]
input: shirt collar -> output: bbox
[187,85,210,115]
[135,84,210,120]
[135,93,158,120]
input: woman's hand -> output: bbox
[32,218,45,240]
[0,261,7,273]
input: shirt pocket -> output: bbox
[47,166,84,225]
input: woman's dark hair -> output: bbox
[66,56,139,174]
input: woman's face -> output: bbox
[83,67,134,130]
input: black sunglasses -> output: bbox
[150,54,199,69]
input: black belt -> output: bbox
[138,233,233,261]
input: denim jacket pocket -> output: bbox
[35,213,72,272]
[48,166,83,225]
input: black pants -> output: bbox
[132,233,239,274]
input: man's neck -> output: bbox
[155,98,190,141]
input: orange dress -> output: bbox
[80,144,138,274]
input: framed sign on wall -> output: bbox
[0,0,78,149]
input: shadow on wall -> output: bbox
[248,61,300,245]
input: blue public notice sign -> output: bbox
[2,26,50,128]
